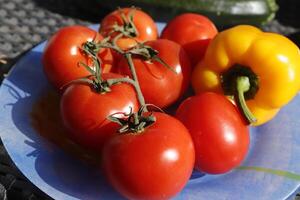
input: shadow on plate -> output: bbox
[4,72,124,200]
[26,139,124,200]
[4,51,46,94]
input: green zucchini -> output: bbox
[95,0,278,28]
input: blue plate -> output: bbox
[1,23,300,200]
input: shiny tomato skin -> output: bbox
[161,13,218,67]
[43,26,113,90]
[60,73,139,153]
[102,112,195,200]
[118,39,191,108]
[176,92,249,174]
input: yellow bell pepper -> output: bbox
[192,25,300,126]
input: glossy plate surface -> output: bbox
[0,23,300,200]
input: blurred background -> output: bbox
[0,0,300,199]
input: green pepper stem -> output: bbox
[235,76,257,124]
[124,53,147,112]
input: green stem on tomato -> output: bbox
[234,76,257,124]
[112,33,123,47]
[113,7,139,38]
[96,42,124,55]
[94,54,102,82]
[124,53,147,112]
[82,38,147,109]
[81,32,163,133]
[106,77,145,108]
[82,40,103,81]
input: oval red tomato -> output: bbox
[118,39,191,108]
[161,13,218,67]
[43,25,113,90]
[60,73,139,153]
[176,92,249,174]
[102,112,195,200]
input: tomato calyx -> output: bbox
[76,45,113,93]
[81,34,172,125]
[78,55,147,106]
[108,105,156,134]
[128,43,159,59]
[79,38,148,108]
[110,7,139,38]
[83,36,175,74]
[83,38,173,109]
[127,43,176,73]
[221,64,258,124]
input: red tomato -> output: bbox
[118,39,191,108]
[100,7,158,45]
[60,73,139,153]
[161,13,218,67]
[43,26,113,90]
[176,92,249,174]
[102,112,195,200]
[100,7,158,64]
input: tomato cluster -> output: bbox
[42,7,250,200]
